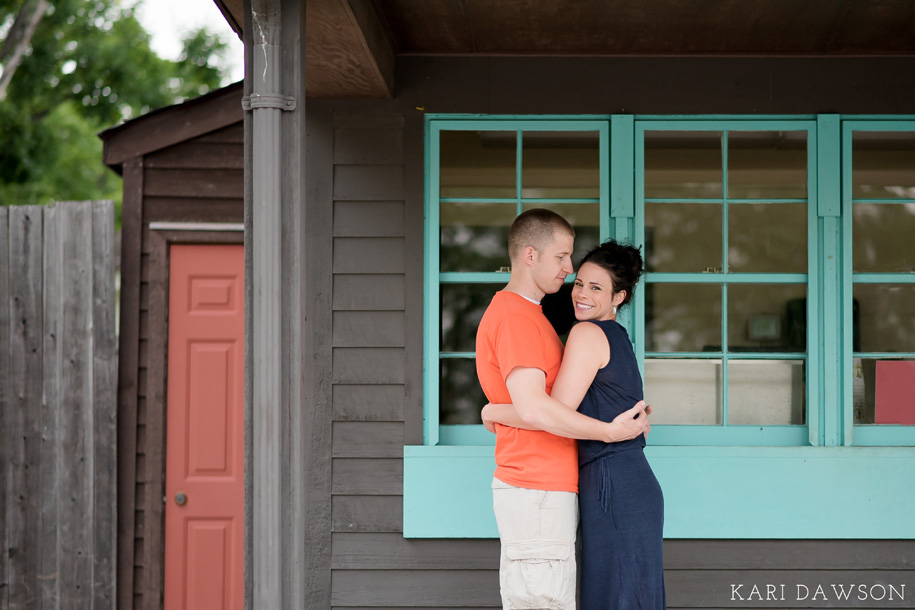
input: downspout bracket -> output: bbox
[242,93,297,111]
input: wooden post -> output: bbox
[244,0,307,607]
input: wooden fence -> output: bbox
[1,202,117,610]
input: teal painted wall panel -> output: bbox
[403,446,915,539]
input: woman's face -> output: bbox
[571,261,626,321]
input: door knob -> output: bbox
[175,492,188,506]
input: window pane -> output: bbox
[728,284,807,353]
[645,202,722,273]
[644,131,723,198]
[440,131,516,198]
[521,131,600,199]
[522,202,599,265]
[727,360,805,425]
[644,359,721,424]
[853,358,915,425]
[728,203,807,273]
[440,201,515,272]
[852,131,915,199]
[440,358,485,425]
[646,283,721,352]
[441,283,502,353]
[727,131,808,199]
[852,203,915,273]
[854,284,915,353]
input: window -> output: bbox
[844,123,915,445]
[407,115,915,539]
[425,121,609,446]
[635,123,816,445]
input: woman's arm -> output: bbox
[550,322,610,410]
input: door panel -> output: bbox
[164,244,244,610]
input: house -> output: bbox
[107,1,915,608]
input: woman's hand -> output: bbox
[603,400,651,443]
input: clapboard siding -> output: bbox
[332,534,500,570]
[333,237,405,274]
[333,201,405,237]
[333,384,404,421]
[332,496,403,532]
[333,348,406,384]
[333,274,406,310]
[123,119,244,610]
[331,459,403,495]
[331,570,501,607]
[333,311,405,347]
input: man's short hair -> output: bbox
[508,209,575,261]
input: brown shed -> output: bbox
[100,82,245,610]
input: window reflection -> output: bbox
[853,358,915,425]
[644,131,723,198]
[728,131,807,199]
[852,131,915,199]
[728,285,807,353]
[440,358,485,425]
[645,359,721,424]
[440,202,515,273]
[728,203,807,273]
[440,283,501,353]
[854,284,915,353]
[727,360,805,425]
[522,131,600,199]
[853,203,915,273]
[645,283,721,352]
[440,131,516,198]
[645,202,722,273]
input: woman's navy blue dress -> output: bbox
[577,320,666,610]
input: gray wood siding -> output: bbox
[125,122,244,610]
[324,55,915,607]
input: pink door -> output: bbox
[164,244,244,610]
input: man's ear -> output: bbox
[521,245,537,267]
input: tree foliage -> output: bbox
[0,0,230,220]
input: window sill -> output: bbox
[403,444,915,539]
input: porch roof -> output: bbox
[213,0,915,99]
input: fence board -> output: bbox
[0,207,9,610]
[1,202,117,610]
[7,206,43,610]
[91,201,117,609]
[40,205,61,607]
[59,202,93,609]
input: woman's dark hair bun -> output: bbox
[579,239,644,308]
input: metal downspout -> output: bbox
[246,1,295,606]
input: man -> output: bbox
[475,209,649,610]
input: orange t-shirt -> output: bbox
[475,291,578,492]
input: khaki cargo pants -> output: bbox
[492,478,578,610]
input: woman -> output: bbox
[482,239,666,610]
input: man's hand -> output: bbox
[604,400,650,443]
[481,403,497,434]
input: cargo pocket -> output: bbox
[502,541,574,610]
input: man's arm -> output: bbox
[505,367,648,443]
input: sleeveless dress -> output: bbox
[577,320,666,610]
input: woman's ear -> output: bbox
[613,290,627,307]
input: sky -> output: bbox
[133,0,244,84]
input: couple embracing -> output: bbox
[475,209,666,610]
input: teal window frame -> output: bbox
[406,114,915,540]
[424,118,611,447]
[842,120,915,446]
[634,119,818,446]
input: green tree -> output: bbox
[0,0,229,224]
